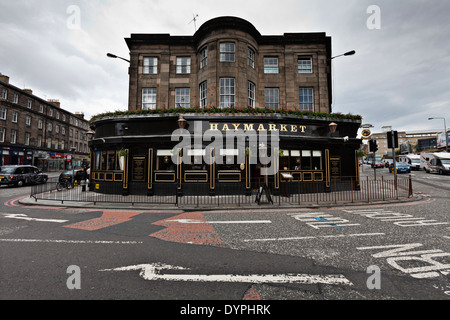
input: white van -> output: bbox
[399,154,421,170]
[420,152,450,174]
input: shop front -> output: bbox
[89,113,361,196]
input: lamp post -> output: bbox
[70,146,76,186]
[106,53,130,63]
[330,50,356,60]
[428,117,448,152]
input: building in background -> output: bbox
[369,126,445,158]
[0,73,90,171]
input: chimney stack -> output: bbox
[48,99,61,108]
[0,73,9,84]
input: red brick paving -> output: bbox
[150,212,222,246]
[64,211,143,231]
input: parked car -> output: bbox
[59,169,86,184]
[0,165,48,187]
[371,160,384,168]
[389,162,411,174]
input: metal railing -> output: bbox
[30,176,413,208]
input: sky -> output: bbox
[0,0,449,135]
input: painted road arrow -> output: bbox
[2,213,68,223]
[100,263,353,286]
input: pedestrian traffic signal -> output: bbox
[369,140,378,152]
[387,131,398,149]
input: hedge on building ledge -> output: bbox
[89,107,362,123]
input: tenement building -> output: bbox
[0,73,90,171]
[89,17,362,196]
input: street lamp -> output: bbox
[428,117,448,152]
[106,53,130,63]
[330,50,356,60]
[70,146,76,186]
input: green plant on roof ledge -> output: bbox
[89,107,362,123]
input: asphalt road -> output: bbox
[1,167,449,309]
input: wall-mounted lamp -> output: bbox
[177,114,187,129]
[329,122,338,134]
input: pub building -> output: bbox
[88,17,362,196]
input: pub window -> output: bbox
[217,149,240,171]
[175,88,190,108]
[95,151,101,170]
[299,88,314,111]
[248,48,255,68]
[220,42,235,62]
[100,151,107,170]
[290,150,301,170]
[143,57,158,74]
[107,151,117,170]
[200,47,207,69]
[265,88,279,109]
[142,88,157,110]
[264,57,278,74]
[248,81,255,108]
[280,150,289,170]
[312,151,322,170]
[219,78,235,108]
[156,150,175,171]
[199,81,207,108]
[298,56,312,73]
[186,149,206,170]
[301,150,311,170]
[176,57,191,74]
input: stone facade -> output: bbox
[125,17,332,113]
[0,73,90,170]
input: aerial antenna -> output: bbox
[189,14,199,32]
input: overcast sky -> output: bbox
[0,0,449,135]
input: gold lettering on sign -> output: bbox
[208,123,308,133]
[244,123,254,131]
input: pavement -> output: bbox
[19,191,421,211]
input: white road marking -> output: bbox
[167,219,272,224]
[244,233,385,242]
[0,238,142,244]
[100,262,353,286]
[1,213,68,223]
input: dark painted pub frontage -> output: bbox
[88,112,361,197]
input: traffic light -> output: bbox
[387,131,398,149]
[369,140,378,152]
